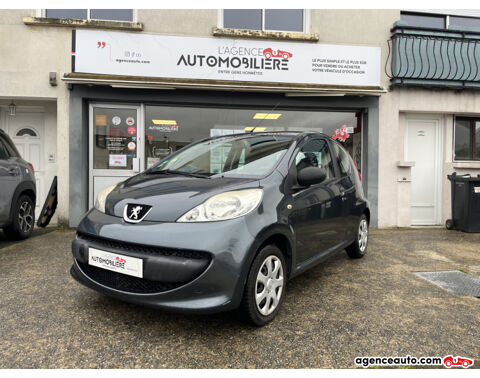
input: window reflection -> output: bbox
[145,105,362,171]
[93,107,137,170]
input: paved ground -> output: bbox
[0,227,55,250]
[0,228,479,368]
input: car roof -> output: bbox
[210,131,333,141]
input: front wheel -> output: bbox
[346,214,368,259]
[3,195,35,240]
[240,245,286,326]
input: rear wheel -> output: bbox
[346,214,368,259]
[240,245,286,326]
[3,195,35,240]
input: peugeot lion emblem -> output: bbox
[123,204,152,224]
[130,206,143,220]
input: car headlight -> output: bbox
[94,184,117,213]
[177,189,263,222]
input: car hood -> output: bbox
[105,172,260,222]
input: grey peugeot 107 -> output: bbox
[71,132,369,326]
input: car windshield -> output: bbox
[149,134,294,178]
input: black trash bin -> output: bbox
[446,172,480,233]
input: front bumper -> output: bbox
[71,209,258,314]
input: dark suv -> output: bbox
[71,132,369,325]
[0,129,36,240]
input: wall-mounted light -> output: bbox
[8,102,16,116]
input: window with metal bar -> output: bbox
[45,9,133,22]
[400,12,446,29]
[223,9,304,32]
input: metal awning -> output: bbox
[62,73,387,96]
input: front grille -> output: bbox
[77,261,183,294]
[77,232,210,260]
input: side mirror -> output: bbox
[297,167,327,187]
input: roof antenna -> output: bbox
[249,100,282,133]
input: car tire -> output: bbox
[445,219,454,230]
[345,214,368,259]
[3,195,35,240]
[240,245,286,326]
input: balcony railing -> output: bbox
[386,23,480,89]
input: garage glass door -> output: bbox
[90,103,363,207]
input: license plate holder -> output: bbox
[88,247,143,278]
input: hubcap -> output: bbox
[18,201,33,233]
[255,255,284,316]
[358,219,368,252]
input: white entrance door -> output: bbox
[406,118,442,225]
[89,104,143,208]
[6,112,45,215]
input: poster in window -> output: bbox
[109,154,127,167]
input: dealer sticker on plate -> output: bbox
[88,248,143,278]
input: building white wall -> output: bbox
[0,9,401,226]
[378,89,480,228]
[0,10,70,225]
[310,9,400,89]
[139,9,217,36]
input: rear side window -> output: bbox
[295,139,335,180]
[0,138,8,159]
[0,135,19,158]
[333,142,353,177]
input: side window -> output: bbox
[0,138,8,159]
[0,136,19,158]
[295,139,335,180]
[333,142,352,177]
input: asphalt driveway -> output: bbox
[0,228,479,368]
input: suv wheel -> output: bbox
[4,195,35,240]
[240,245,286,326]
[346,214,368,259]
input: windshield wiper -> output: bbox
[147,169,211,178]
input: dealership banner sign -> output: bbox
[73,30,381,87]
